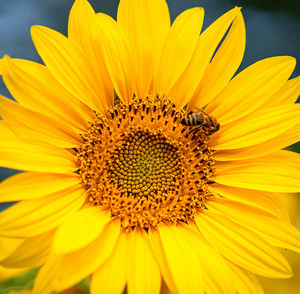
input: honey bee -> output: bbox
[181,108,220,136]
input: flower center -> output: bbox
[76,97,217,231]
[108,129,184,197]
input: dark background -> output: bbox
[0,0,299,191]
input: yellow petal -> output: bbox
[0,96,81,148]
[195,212,292,278]
[0,186,85,238]
[118,0,170,98]
[258,149,300,170]
[148,228,177,294]
[0,121,15,138]
[0,266,28,283]
[95,13,134,103]
[208,199,300,253]
[170,7,241,108]
[206,56,296,124]
[2,118,40,140]
[127,228,161,294]
[52,220,120,292]
[211,183,283,219]
[190,8,245,110]
[156,7,204,95]
[68,0,114,108]
[226,262,265,294]
[68,0,94,41]
[0,138,76,174]
[30,25,105,113]
[157,224,204,294]
[216,149,300,171]
[1,56,92,131]
[215,160,300,193]
[214,125,300,160]
[264,76,300,106]
[33,253,61,294]
[0,172,80,202]
[1,231,54,268]
[0,236,24,261]
[52,206,111,254]
[91,232,129,294]
[211,104,300,150]
[179,223,232,294]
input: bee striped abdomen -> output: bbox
[181,113,203,126]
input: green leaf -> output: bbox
[76,277,89,292]
[0,268,39,293]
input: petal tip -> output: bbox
[191,6,205,16]
[30,25,50,39]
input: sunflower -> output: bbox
[0,0,300,293]
[6,288,87,294]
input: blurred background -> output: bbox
[0,0,299,293]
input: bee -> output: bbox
[181,108,220,136]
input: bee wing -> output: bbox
[189,105,201,113]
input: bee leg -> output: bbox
[185,127,199,138]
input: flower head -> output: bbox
[0,0,300,293]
